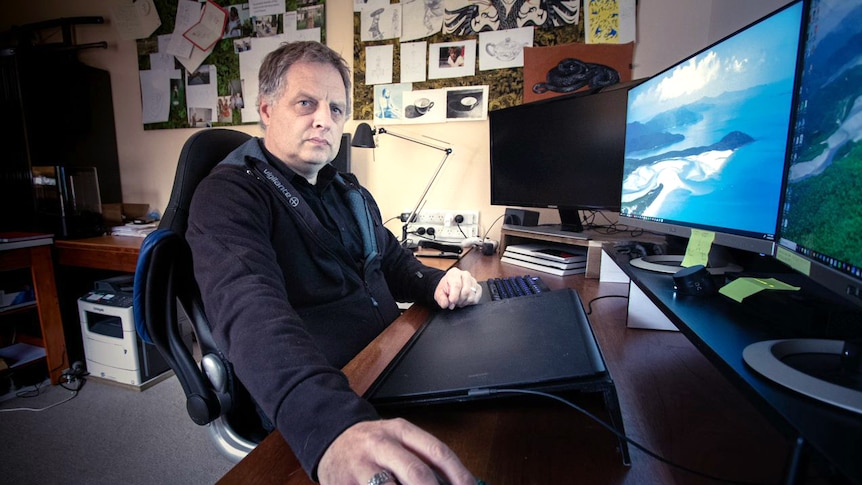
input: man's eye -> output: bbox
[297,100,315,113]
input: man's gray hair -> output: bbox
[257,41,352,128]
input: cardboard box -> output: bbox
[102,203,150,226]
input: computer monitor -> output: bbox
[775,0,862,308]
[618,1,805,272]
[489,82,635,233]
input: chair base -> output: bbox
[208,418,258,463]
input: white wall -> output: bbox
[2,0,791,241]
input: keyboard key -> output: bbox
[485,275,549,300]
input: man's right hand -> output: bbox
[317,418,476,485]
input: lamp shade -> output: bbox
[351,123,376,148]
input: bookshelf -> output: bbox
[0,233,68,384]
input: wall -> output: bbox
[2,0,790,241]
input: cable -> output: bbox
[481,214,505,241]
[470,388,775,485]
[585,294,628,315]
[0,377,83,413]
[0,390,78,413]
[383,215,401,227]
[457,223,468,238]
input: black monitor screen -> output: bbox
[489,84,632,232]
[331,133,351,173]
[619,1,804,256]
[777,0,862,307]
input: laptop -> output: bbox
[365,288,611,408]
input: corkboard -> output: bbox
[136,0,328,130]
[351,8,584,119]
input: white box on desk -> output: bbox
[627,283,678,331]
[600,250,630,283]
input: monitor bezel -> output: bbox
[489,82,639,231]
[773,0,862,308]
[617,0,806,258]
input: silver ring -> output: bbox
[470,286,477,292]
[368,470,395,485]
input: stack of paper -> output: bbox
[501,243,588,276]
[111,222,158,237]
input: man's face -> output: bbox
[260,61,347,182]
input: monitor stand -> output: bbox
[529,208,590,239]
[742,339,862,415]
[557,208,584,233]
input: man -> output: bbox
[187,41,480,485]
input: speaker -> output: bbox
[504,208,539,226]
[672,265,717,296]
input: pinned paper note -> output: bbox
[183,0,228,51]
[681,229,715,268]
[719,277,800,303]
[112,0,161,40]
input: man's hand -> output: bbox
[433,268,481,310]
[317,418,476,485]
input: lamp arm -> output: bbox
[378,127,451,153]
[404,149,452,228]
[371,126,454,247]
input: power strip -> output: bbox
[404,209,479,243]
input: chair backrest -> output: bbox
[133,129,265,462]
[160,128,253,236]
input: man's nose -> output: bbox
[312,104,335,129]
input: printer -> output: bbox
[78,275,170,389]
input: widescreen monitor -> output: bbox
[489,83,634,233]
[776,0,862,308]
[618,1,805,271]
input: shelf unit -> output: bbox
[499,224,663,278]
[0,237,68,384]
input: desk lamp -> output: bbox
[352,122,453,248]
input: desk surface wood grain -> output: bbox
[55,235,144,273]
[218,250,792,485]
[53,236,455,275]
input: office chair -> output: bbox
[133,128,268,462]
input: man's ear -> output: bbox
[259,97,271,126]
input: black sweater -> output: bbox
[186,138,445,477]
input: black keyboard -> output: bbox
[485,275,550,301]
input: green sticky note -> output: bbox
[681,229,715,267]
[718,277,800,303]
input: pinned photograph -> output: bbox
[374,83,412,124]
[429,40,475,79]
[402,89,446,124]
[224,5,249,39]
[445,86,488,121]
[188,107,212,128]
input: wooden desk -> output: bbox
[219,251,794,485]
[53,236,455,274]
[55,235,144,273]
